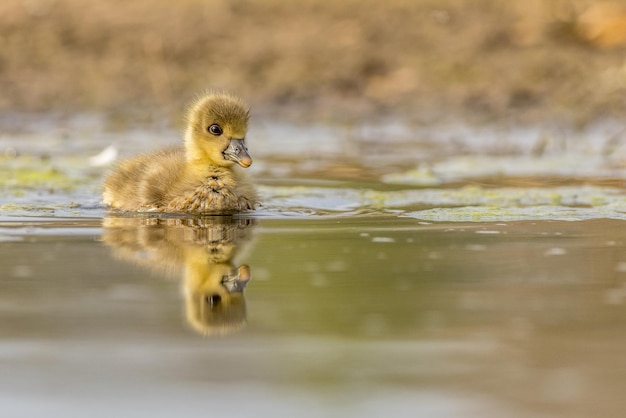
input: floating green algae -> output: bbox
[402,206,626,222]
[2,129,626,222]
[0,153,106,218]
[258,184,626,214]
[1,167,74,191]
[0,155,82,195]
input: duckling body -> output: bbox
[103,93,257,213]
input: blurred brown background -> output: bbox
[1,0,626,124]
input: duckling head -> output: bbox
[184,93,252,169]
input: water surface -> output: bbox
[2,119,626,417]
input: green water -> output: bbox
[2,119,626,416]
[1,215,626,417]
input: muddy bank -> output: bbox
[1,0,626,124]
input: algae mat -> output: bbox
[2,119,626,221]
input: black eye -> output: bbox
[208,124,223,136]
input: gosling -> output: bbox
[103,93,258,213]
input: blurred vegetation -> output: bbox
[1,0,626,123]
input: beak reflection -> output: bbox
[102,215,256,336]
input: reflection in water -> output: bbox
[102,215,255,335]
